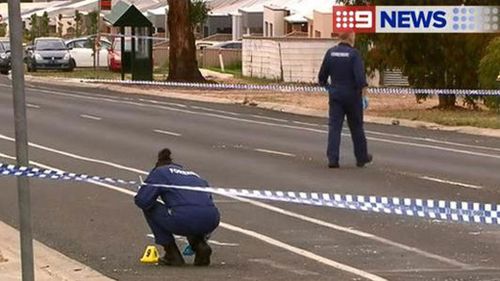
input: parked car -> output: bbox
[0,42,11,75]
[209,41,242,49]
[26,37,73,72]
[107,37,131,72]
[66,36,111,68]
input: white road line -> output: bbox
[190,106,241,116]
[80,114,102,121]
[419,176,483,189]
[221,223,387,281]
[138,98,188,108]
[0,151,385,280]
[33,88,500,160]
[0,134,470,269]
[254,148,296,157]
[251,115,288,122]
[153,129,182,137]
[362,130,500,153]
[293,121,320,126]
[147,234,240,247]
[27,103,40,109]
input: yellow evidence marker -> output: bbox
[140,245,160,264]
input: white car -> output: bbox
[66,37,111,68]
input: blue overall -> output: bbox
[134,164,220,245]
[318,43,370,165]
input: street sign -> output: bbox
[100,0,112,11]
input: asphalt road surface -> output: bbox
[0,77,499,281]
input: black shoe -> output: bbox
[159,242,185,266]
[188,236,212,266]
[328,163,340,169]
[356,154,373,168]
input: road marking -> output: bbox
[190,105,241,116]
[153,129,182,137]
[251,115,288,122]
[27,103,40,109]
[138,98,188,108]
[147,234,240,247]
[0,135,470,269]
[32,88,500,160]
[254,148,296,157]
[221,223,387,281]
[293,121,320,126]
[80,114,102,121]
[419,176,483,189]
[362,130,500,153]
[0,151,386,280]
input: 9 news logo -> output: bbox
[333,6,500,33]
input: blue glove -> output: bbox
[182,244,195,256]
[362,96,369,110]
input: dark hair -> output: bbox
[155,148,172,168]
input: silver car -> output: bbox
[26,37,73,72]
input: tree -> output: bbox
[29,14,38,41]
[39,12,50,37]
[190,0,210,31]
[167,0,205,82]
[0,23,6,37]
[74,10,83,37]
[342,0,495,108]
[86,10,99,36]
[478,36,500,111]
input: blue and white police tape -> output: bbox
[0,163,498,225]
[81,79,500,96]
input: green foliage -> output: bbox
[478,36,500,111]
[28,12,50,41]
[87,10,99,36]
[39,12,50,37]
[341,0,496,108]
[0,23,6,37]
[74,10,83,37]
[189,0,210,28]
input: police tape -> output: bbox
[81,79,500,96]
[0,163,498,225]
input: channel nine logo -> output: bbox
[332,6,500,33]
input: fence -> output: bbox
[153,46,242,70]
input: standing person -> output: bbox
[318,32,373,168]
[135,148,220,266]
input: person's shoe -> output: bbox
[328,163,340,169]
[193,240,212,266]
[159,243,185,266]
[356,154,373,168]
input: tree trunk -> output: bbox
[167,0,205,82]
[438,95,456,108]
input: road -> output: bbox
[0,77,499,281]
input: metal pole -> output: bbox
[7,0,34,281]
[96,1,101,78]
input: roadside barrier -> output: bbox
[81,79,500,96]
[1,163,498,225]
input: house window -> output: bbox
[265,21,269,37]
[315,30,321,38]
[270,23,273,37]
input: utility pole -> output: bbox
[7,0,34,280]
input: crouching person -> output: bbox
[135,148,220,266]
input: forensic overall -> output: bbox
[318,42,371,167]
[135,163,220,266]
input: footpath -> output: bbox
[0,221,113,281]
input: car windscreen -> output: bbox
[36,40,67,50]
